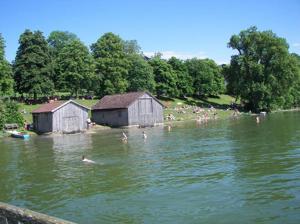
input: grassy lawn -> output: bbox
[18,95,238,124]
[161,95,237,122]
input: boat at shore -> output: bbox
[6,130,30,139]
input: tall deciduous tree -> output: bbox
[13,30,54,100]
[149,55,178,97]
[56,40,95,97]
[289,53,300,107]
[227,26,298,111]
[0,34,13,96]
[47,31,79,89]
[186,58,224,97]
[91,32,129,96]
[168,57,193,97]
[123,40,141,55]
[48,31,79,53]
[127,54,155,92]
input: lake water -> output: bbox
[0,112,300,224]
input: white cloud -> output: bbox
[215,60,230,65]
[143,50,230,65]
[292,43,300,47]
[143,50,208,60]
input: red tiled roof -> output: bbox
[92,92,145,110]
[32,101,65,113]
[32,100,90,113]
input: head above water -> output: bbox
[82,155,85,160]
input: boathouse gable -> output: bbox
[32,100,89,134]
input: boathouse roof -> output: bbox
[91,91,163,110]
[32,100,89,113]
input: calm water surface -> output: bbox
[0,112,300,223]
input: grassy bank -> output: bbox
[18,95,238,124]
[161,94,238,123]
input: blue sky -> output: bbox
[1,0,300,63]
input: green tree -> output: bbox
[56,40,95,98]
[123,40,141,55]
[168,57,193,97]
[47,31,79,89]
[186,58,224,97]
[127,54,155,92]
[13,29,54,100]
[0,100,24,130]
[289,53,300,107]
[227,26,298,111]
[0,34,13,96]
[149,55,178,97]
[48,31,79,53]
[91,32,129,96]
[4,100,24,126]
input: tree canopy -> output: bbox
[0,34,13,96]
[13,29,54,99]
[168,57,193,97]
[149,55,178,97]
[47,31,79,89]
[1,27,298,112]
[186,58,225,97]
[91,32,130,96]
[48,31,79,53]
[127,54,155,92]
[227,26,299,111]
[56,39,95,97]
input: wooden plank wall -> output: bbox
[128,93,163,126]
[92,109,128,127]
[52,103,88,133]
[33,113,53,133]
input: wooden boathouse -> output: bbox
[32,100,89,134]
[91,92,164,127]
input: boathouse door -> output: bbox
[62,116,79,133]
[138,98,154,127]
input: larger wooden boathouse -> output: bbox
[91,92,164,127]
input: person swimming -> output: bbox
[142,131,147,139]
[122,132,128,142]
[256,116,260,123]
[167,125,171,132]
[82,155,96,163]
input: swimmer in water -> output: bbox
[122,132,128,142]
[167,125,171,132]
[82,155,96,164]
[142,131,147,139]
[256,116,260,123]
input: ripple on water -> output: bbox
[0,113,300,223]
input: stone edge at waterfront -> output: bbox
[0,202,76,224]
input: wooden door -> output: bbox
[138,98,154,126]
[62,116,79,133]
